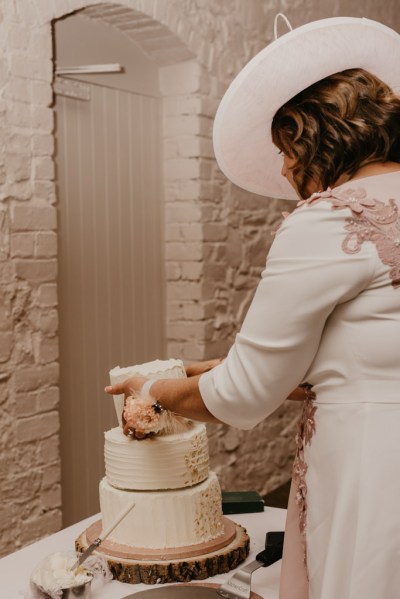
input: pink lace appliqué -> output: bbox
[293,392,317,571]
[298,187,400,288]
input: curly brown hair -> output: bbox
[271,68,400,199]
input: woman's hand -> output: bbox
[105,377,149,439]
[185,358,224,377]
[105,367,222,435]
[105,376,147,399]
[286,384,316,402]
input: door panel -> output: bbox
[55,84,165,525]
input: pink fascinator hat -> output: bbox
[213,15,400,201]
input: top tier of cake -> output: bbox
[109,358,187,426]
[105,421,209,491]
[110,358,187,381]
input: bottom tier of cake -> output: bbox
[99,471,224,549]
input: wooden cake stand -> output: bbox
[75,516,250,584]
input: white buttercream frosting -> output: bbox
[102,359,224,551]
[31,552,92,591]
[99,472,224,548]
[105,422,209,490]
[110,358,187,380]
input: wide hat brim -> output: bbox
[213,17,400,201]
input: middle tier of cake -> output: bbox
[99,471,224,549]
[104,422,209,490]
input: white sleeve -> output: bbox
[199,202,375,429]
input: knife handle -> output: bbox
[265,530,285,549]
[255,531,285,567]
[99,498,136,541]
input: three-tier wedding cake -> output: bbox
[76,358,249,584]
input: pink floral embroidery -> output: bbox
[300,187,400,288]
[292,391,317,571]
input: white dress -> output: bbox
[199,172,400,599]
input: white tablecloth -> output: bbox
[1,507,286,598]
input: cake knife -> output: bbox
[71,498,136,571]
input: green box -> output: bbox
[221,490,265,514]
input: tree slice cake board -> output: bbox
[75,516,250,585]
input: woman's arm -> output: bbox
[105,372,312,438]
[105,374,221,425]
[185,358,224,377]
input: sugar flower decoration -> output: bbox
[124,394,163,435]
[123,390,192,439]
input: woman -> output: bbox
[106,17,400,599]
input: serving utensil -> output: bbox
[217,531,284,599]
[71,498,136,571]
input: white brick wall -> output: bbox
[0,0,399,557]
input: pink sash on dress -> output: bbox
[279,479,309,599]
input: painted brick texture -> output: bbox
[0,0,399,558]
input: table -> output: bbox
[1,507,286,598]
